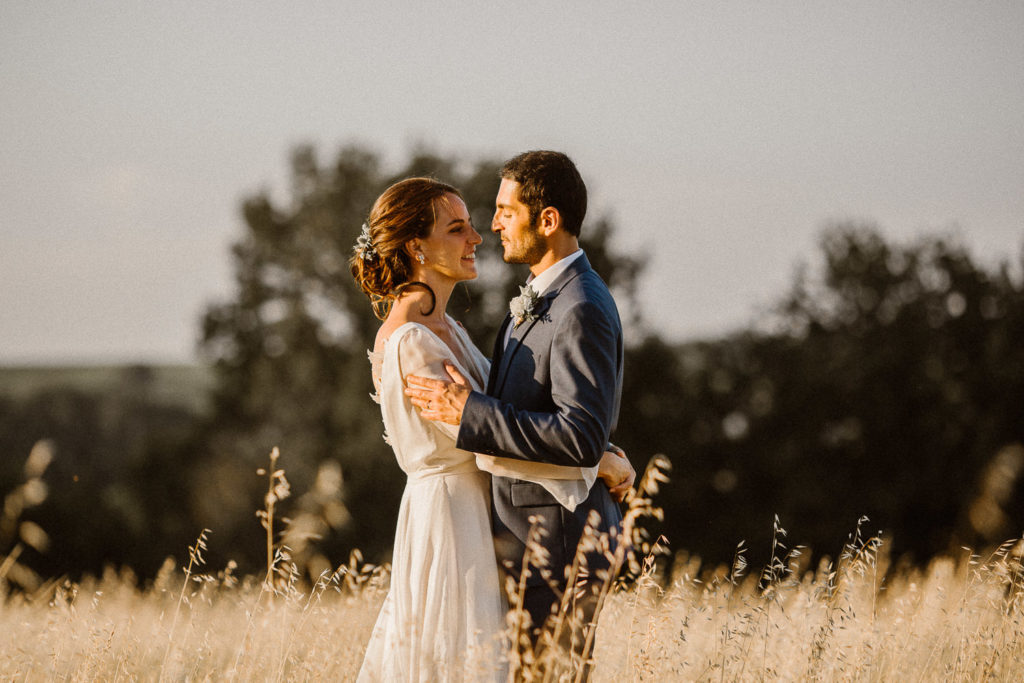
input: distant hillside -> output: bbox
[0,364,214,415]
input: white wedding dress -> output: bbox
[357,317,600,682]
[357,320,507,683]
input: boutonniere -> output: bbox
[509,285,541,328]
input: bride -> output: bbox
[349,177,633,682]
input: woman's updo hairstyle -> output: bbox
[350,177,462,320]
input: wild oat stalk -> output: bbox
[516,454,672,682]
[711,539,749,682]
[256,447,291,593]
[160,528,210,680]
[574,454,672,681]
[624,535,670,679]
[505,518,548,679]
[809,515,883,678]
[229,447,293,680]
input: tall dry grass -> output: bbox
[2,445,1023,681]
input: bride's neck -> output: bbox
[392,276,454,326]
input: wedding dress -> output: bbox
[357,320,506,682]
[357,317,599,682]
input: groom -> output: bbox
[406,150,626,650]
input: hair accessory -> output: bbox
[355,223,378,261]
[417,253,426,264]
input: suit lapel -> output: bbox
[491,254,593,398]
[486,315,512,394]
[493,311,544,398]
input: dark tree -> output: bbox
[638,224,1024,569]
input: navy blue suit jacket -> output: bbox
[457,253,624,587]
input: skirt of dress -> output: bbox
[357,469,508,683]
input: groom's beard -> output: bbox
[501,224,546,266]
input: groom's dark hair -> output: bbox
[500,151,587,237]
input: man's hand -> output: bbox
[598,447,635,502]
[405,361,472,426]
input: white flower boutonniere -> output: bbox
[509,285,541,328]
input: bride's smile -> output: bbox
[411,193,482,283]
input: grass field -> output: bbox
[2,451,1022,681]
[1,530,1022,681]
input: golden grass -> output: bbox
[0,559,386,681]
[2,446,1023,681]
[596,537,1024,681]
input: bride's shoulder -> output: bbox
[377,306,427,342]
[375,317,403,348]
[378,319,440,355]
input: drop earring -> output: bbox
[417,253,426,264]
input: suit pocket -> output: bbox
[510,481,557,508]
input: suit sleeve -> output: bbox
[456,299,622,468]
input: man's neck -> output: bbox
[529,237,580,277]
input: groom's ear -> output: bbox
[538,206,561,236]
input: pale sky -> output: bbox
[2,1,1022,363]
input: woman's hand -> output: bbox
[598,446,635,502]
